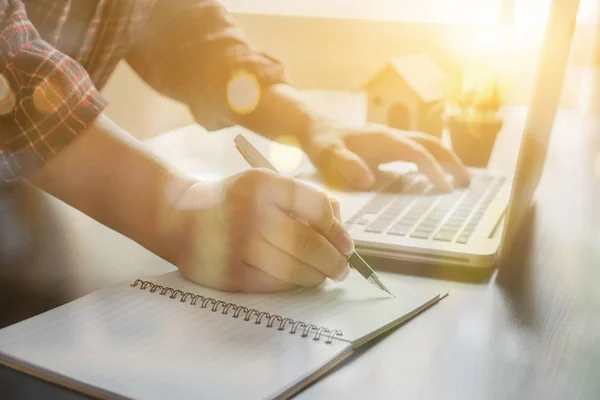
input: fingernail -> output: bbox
[462,173,472,187]
[335,266,351,282]
[358,172,375,190]
[331,198,341,220]
[339,233,354,255]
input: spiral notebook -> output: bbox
[0,270,446,399]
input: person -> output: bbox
[0,0,470,293]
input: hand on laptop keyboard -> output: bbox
[302,122,471,192]
[346,174,505,244]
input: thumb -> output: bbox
[329,147,375,190]
[329,197,342,221]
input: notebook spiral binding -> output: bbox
[130,279,344,344]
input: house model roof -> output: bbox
[367,54,447,103]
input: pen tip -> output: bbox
[371,277,395,298]
[379,283,395,298]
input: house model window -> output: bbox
[365,54,447,138]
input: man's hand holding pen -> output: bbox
[170,168,354,292]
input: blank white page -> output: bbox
[149,270,443,345]
[0,284,350,400]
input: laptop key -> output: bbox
[388,226,410,236]
[426,215,444,222]
[387,198,410,210]
[460,229,474,238]
[414,226,437,236]
[465,221,479,229]
[365,225,387,234]
[443,220,463,228]
[439,225,459,233]
[410,230,431,239]
[428,212,446,220]
[365,219,396,233]
[356,218,369,225]
[399,216,420,223]
[456,235,470,244]
[434,231,456,242]
[362,197,394,214]
[418,220,439,229]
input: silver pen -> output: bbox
[234,134,394,297]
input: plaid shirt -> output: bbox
[0,0,286,181]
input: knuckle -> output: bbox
[229,168,276,207]
[239,168,274,186]
[312,141,345,167]
[317,189,330,203]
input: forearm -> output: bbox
[29,115,195,264]
[235,83,329,147]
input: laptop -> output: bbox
[294,0,579,270]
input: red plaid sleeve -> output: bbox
[126,0,287,131]
[0,0,107,181]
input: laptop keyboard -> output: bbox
[345,174,505,244]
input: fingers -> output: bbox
[398,140,453,192]
[229,264,297,293]
[269,174,354,255]
[309,140,376,190]
[405,132,471,187]
[245,237,328,287]
[327,147,375,190]
[176,250,296,293]
[260,209,351,282]
[330,197,341,221]
[344,129,452,192]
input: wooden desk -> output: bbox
[1,92,599,400]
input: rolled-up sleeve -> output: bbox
[126,0,288,131]
[0,0,107,182]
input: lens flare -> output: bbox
[0,74,15,115]
[269,135,304,174]
[33,79,65,115]
[227,71,261,115]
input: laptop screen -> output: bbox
[499,0,580,258]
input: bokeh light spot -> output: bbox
[0,74,9,100]
[227,71,261,115]
[269,135,304,174]
[33,79,65,115]
[0,74,15,115]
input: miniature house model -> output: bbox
[365,54,447,137]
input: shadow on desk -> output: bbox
[0,183,78,329]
